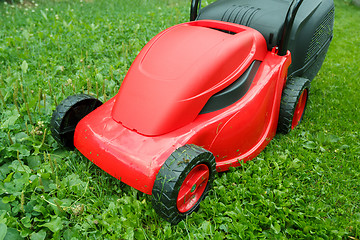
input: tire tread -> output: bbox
[277,77,310,134]
[152,145,216,224]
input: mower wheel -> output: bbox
[277,77,310,134]
[152,144,216,224]
[50,94,102,149]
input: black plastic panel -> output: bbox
[200,61,261,114]
[287,5,334,81]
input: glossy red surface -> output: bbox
[74,20,291,195]
[112,20,267,136]
[177,164,209,213]
[74,97,189,194]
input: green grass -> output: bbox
[0,0,359,239]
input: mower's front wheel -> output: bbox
[277,77,310,134]
[152,145,216,225]
[50,94,102,149]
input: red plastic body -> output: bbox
[74,20,291,195]
[112,20,267,136]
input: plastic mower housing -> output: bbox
[51,0,334,224]
[75,20,280,193]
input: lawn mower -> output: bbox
[51,0,334,224]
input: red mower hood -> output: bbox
[112,20,267,136]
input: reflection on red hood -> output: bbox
[112,20,267,136]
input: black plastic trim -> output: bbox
[200,60,261,114]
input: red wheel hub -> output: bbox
[291,89,308,129]
[177,164,210,213]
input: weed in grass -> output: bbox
[0,0,359,239]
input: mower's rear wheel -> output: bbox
[50,94,102,149]
[277,77,310,134]
[152,145,216,225]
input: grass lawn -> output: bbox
[0,0,359,239]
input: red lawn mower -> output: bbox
[51,0,334,224]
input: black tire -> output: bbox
[50,94,102,149]
[152,144,216,225]
[277,77,310,134]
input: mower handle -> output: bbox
[278,0,304,56]
[190,0,202,21]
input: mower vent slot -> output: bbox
[210,28,237,35]
[200,60,261,114]
[221,5,260,26]
[305,8,335,64]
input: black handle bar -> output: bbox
[278,0,304,55]
[190,0,202,21]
